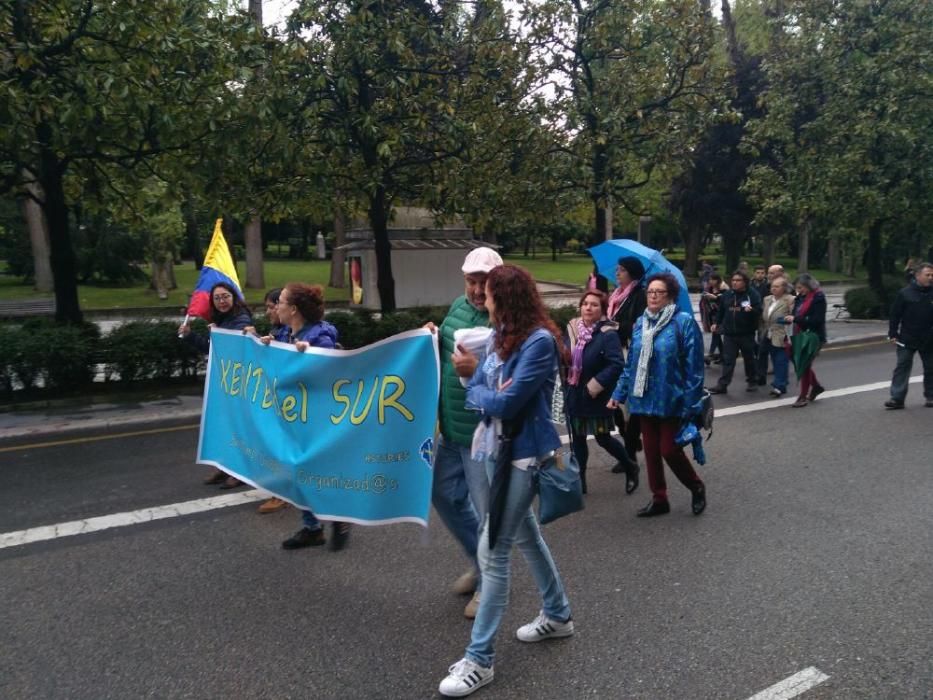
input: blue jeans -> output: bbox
[301,510,322,531]
[765,340,789,392]
[890,344,933,402]
[465,458,571,668]
[432,436,489,578]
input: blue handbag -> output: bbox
[534,449,584,525]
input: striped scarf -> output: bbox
[567,318,595,386]
[633,303,677,397]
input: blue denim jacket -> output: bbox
[611,311,705,419]
[466,328,562,460]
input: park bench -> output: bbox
[0,298,56,319]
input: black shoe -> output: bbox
[625,463,639,495]
[328,522,351,552]
[926,400,933,408]
[691,485,707,515]
[282,527,326,550]
[809,384,825,401]
[884,399,905,410]
[746,384,758,392]
[636,500,670,517]
[707,386,727,395]
[757,377,767,386]
[580,473,588,495]
[611,461,626,474]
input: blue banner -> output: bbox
[197,328,440,526]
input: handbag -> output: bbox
[534,448,584,525]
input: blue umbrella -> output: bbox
[588,239,693,315]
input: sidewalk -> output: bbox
[0,303,889,444]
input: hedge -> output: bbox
[843,278,904,319]
[0,304,579,397]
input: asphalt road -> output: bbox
[1,343,930,700]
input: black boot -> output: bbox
[625,460,639,495]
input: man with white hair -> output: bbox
[425,246,502,618]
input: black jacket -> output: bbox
[889,282,933,350]
[185,310,253,354]
[792,291,827,344]
[563,320,625,419]
[611,286,647,350]
[752,279,771,303]
[715,288,762,336]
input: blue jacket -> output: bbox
[612,311,705,419]
[289,320,338,348]
[186,310,253,355]
[564,319,625,419]
[466,328,562,460]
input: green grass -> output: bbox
[0,250,865,310]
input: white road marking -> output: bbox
[0,491,267,550]
[745,667,830,700]
[0,376,922,550]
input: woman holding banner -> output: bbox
[179,281,253,488]
[260,283,351,552]
[439,265,573,698]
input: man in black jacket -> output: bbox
[708,271,762,394]
[884,262,933,409]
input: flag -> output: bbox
[186,219,243,320]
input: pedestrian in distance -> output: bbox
[439,265,573,698]
[260,283,351,552]
[607,256,648,466]
[699,273,727,365]
[708,270,762,395]
[586,258,609,293]
[884,262,933,409]
[564,289,639,495]
[786,274,827,408]
[758,277,794,397]
[608,273,707,517]
[179,281,252,489]
[423,246,502,620]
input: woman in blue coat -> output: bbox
[564,290,638,494]
[609,273,707,517]
[439,265,572,698]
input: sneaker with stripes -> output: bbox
[515,611,574,643]
[438,658,494,697]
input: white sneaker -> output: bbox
[451,569,478,595]
[438,658,494,697]
[516,611,574,643]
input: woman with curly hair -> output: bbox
[439,265,573,698]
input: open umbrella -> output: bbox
[588,239,693,315]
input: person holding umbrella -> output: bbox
[786,274,827,408]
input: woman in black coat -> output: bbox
[565,290,639,494]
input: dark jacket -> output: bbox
[792,291,827,344]
[888,282,933,350]
[752,279,770,304]
[715,288,762,336]
[563,319,624,419]
[186,310,253,354]
[611,286,647,349]
[290,320,338,348]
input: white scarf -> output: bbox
[633,303,677,397]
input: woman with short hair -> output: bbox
[785,274,827,407]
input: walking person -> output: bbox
[786,274,827,408]
[607,256,648,468]
[261,283,351,551]
[439,265,572,698]
[424,247,502,619]
[608,273,707,517]
[178,281,252,489]
[758,277,794,397]
[699,273,726,365]
[565,290,639,495]
[708,270,762,395]
[884,262,933,409]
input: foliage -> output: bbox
[843,279,904,320]
[0,318,99,393]
[102,321,203,382]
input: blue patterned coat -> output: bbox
[611,310,705,419]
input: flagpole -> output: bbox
[178,313,190,339]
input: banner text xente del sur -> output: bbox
[197,329,440,525]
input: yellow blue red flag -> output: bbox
[186,219,243,320]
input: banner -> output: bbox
[197,328,440,526]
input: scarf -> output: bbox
[794,292,816,334]
[567,318,596,386]
[607,281,638,321]
[632,303,677,398]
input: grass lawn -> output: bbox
[0,249,864,310]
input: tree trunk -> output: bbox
[183,196,204,269]
[329,207,347,288]
[797,218,810,274]
[723,233,743,275]
[683,224,702,278]
[827,234,840,273]
[21,179,54,292]
[866,219,885,303]
[244,214,264,289]
[369,187,396,312]
[150,257,172,299]
[761,227,777,267]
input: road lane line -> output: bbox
[0,424,200,454]
[0,376,921,550]
[745,667,829,700]
[0,491,267,550]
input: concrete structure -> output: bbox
[337,207,491,310]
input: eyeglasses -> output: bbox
[212,294,233,301]
[646,289,668,296]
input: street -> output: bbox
[1,342,930,699]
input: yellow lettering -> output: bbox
[262,379,275,409]
[229,362,242,396]
[298,381,308,423]
[219,358,232,393]
[378,375,414,423]
[241,362,253,400]
[331,379,351,424]
[281,395,298,422]
[251,367,264,402]
[350,378,379,425]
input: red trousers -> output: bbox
[639,416,704,504]
[798,365,820,400]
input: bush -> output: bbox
[103,321,203,381]
[844,278,903,319]
[549,304,578,330]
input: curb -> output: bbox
[0,409,202,444]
